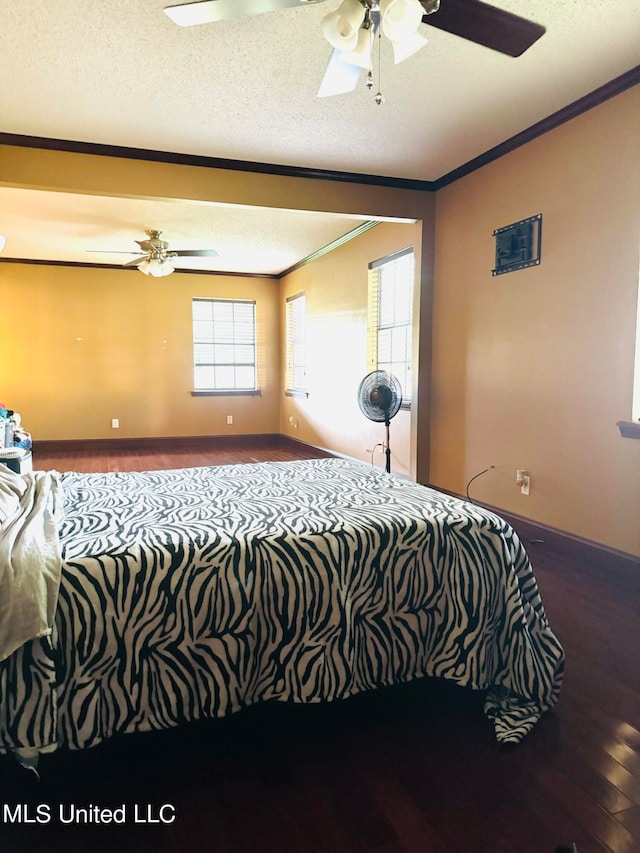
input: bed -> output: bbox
[0,457,564,763]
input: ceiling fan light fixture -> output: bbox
[321,0,366,51]
[137,257,175,277]
[391,29,428,63]
[338,24,374,69]
[380,0,424,41]
[0,235,6,253]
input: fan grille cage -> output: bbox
[357,370,402,423]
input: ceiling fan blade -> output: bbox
[173,249,220,258]
[317,49,363,98]
[424,0,545,57]
[123,256,146,267]
[164,0,326,27]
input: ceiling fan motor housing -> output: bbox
[137,230,173,257]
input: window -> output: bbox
[618,249,640,438]
[368,248,414,403]
[286,292,307,395]
[192,298,256,392]
[632,256,640,422]
[619,255,640,437]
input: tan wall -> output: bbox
[279,221,422,479]
[0,264,280,440]
[431,86,640,556]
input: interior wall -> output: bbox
[0,144,432,223]
[279,221,422,479]
[431,85,640,557]
[0,264,280,440]
[0,144,435,474]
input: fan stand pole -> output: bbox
[385,416,391,474]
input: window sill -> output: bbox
[192,390,262,397]
[285,390,309,398]
[617,420,640,439]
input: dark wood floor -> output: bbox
[28,435,332,475]
[1,442,638,853]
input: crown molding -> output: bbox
[434,65,640,189]
[0,132,436,192]
[277,220,380,278]
[0,257,277,279]
[0,66,637,194]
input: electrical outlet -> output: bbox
[111,418,119,429]
[226,415,233,425]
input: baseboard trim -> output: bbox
[35,434,284,453]
[283,438,640,570]
[276,434,339,459]
[430,484,640,579]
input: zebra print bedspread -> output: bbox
[0,458,564,754]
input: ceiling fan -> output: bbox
[163,0,545,98]
[92,230,219,277]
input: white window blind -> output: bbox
[192,298,256,391]
[368,248,414,403]
[632,261,640,421]
[286,292,306,394]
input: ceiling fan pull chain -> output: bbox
[374,26,384,104]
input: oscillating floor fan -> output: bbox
[357,370,403,473]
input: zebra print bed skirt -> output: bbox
[0,458,564,754]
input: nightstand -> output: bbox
[0,451,33,474]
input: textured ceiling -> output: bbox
[0,187,379,275]
[0,0,638,273]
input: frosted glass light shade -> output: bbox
[338,25,374,69]
[381,0,424,41]
[0,235,6,253]
[150,262,174,277]
[321,0,366,52]
[138,257,175,277]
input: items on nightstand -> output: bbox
[0,403,33,472]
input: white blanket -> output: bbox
[0,467,63,661]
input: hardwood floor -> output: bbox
[1,442,638,853]
[29,435,331,474]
